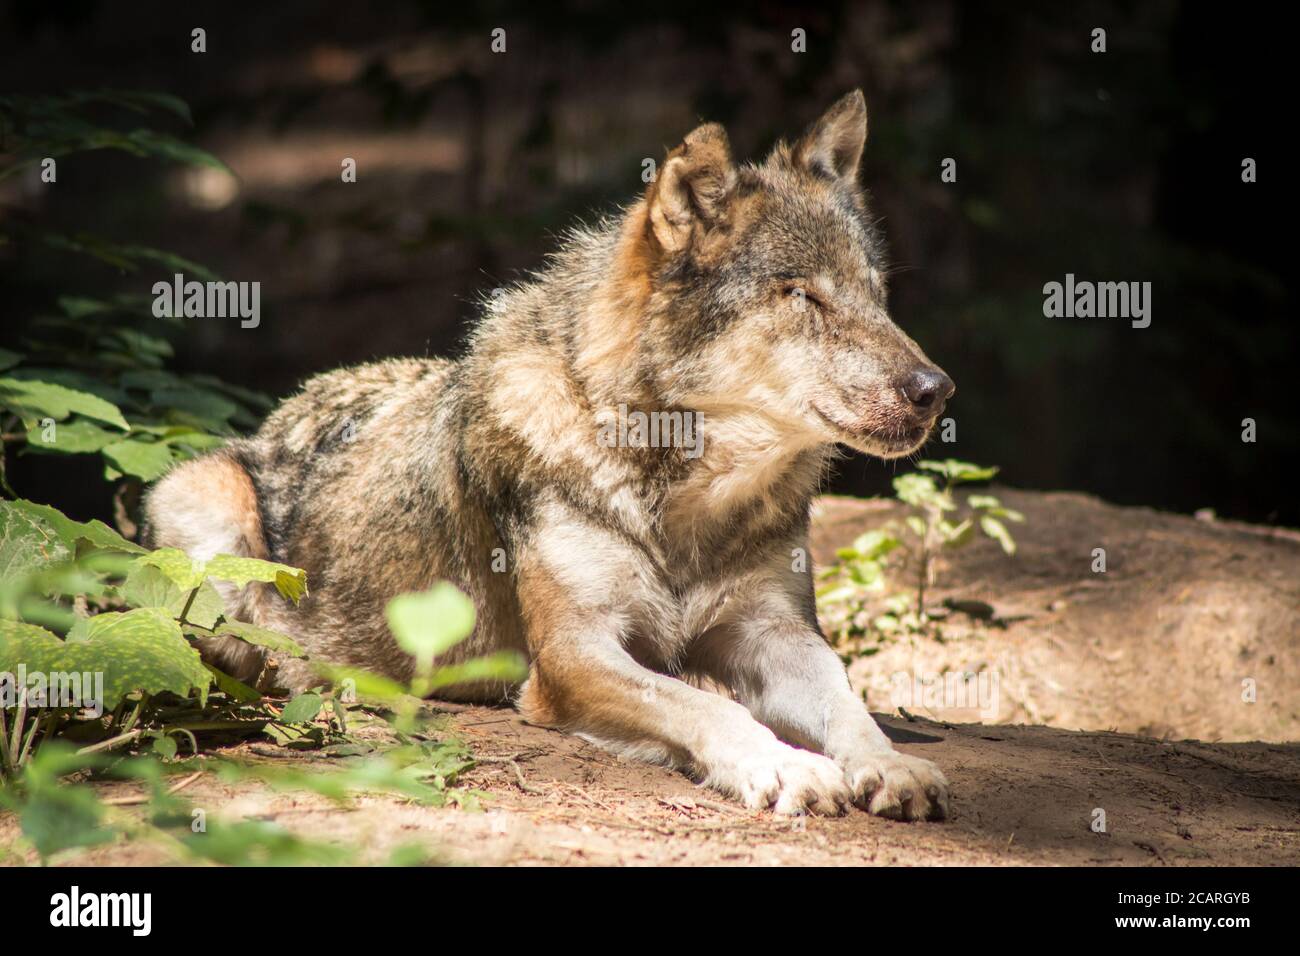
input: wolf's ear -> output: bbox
[793,89,868,183]
[647,122,737,253]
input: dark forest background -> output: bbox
[2,0,1294,525]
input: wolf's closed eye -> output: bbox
[782,283,824,311]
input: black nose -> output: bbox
[901,367,955,413]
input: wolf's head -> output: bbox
[629,90,952,460]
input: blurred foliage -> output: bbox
[0,91,271,491]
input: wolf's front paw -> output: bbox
[709,742,852,816]
[843,751,949,821]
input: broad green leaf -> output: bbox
[279,692,324,724]
[204,663,262,704]
[137,546,206,590]
[893,473,941,507]
[0,376,128,429]
[1,367,131,407]
[103,438,174,481]
[203,554,308,604]
[0,348,21,370]
[122,562,225,628]
[23,416,121,454]
[850,529,902,560]
[979,515,1017,555]
[153,735,178,759]
[0,610,210,711]
[0,501,71,581]
[210,619,306,658]
[967,495,1001,510]
[385,583,476,670]
[2,499,145,555]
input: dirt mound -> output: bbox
[811,490,1300,743]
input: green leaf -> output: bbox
[385,583,477,671]
[5,745,112,858]
[893,473,941,507]
[0,348,21,371]
[102,438,175,481]
[850,529,902,560]
[122,562,225,628]
[979,515,1017,555]
[279,692,324,725]
[136,547,206,590]
[2,499,145,555]
[938,518,974,548]
[0,609,211,712]
[23,416,121,454]
[0,376,129,429]
[150,386,239,430]
[210,619,306,658]
[203,554,308,604]
[123,129,229,172]
[204,663,262,704]
[0,500,71,580]
[153,735,178,759]
[918,459,1000,484]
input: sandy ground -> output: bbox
[3,490,1298,866]
[11,703,1296,867]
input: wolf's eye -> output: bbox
[783,284,822,312]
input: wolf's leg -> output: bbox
[703,619,948,820]
[691,570,949,821]
[142,450,275,684]
[515,578,850,815]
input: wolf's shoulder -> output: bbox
[298,356,454,397]
[255,356,455,450]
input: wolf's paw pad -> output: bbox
[845,751,949,821]
[728,746,851,816]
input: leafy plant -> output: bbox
[0,90,270,498]
[0,88,528,865]
[818,459,1024,646]
[1,576,529,864]
[0,497,309,779]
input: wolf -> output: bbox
[145,91,955,819]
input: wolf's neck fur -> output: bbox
[465,202,831,547]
